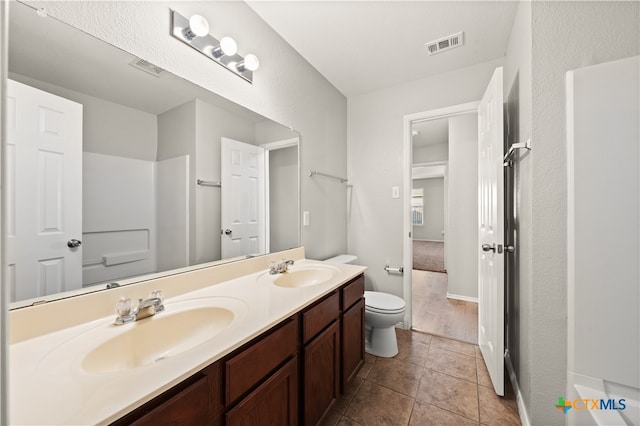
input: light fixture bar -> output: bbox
[170,10,254,84]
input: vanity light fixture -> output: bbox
[170,10,258,83]
[236,53,260,72]
[211,36,237,58]
[183,14,209,40]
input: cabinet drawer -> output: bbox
[225,318,298,406]
[303,292,339,343]
[342,275,364,310]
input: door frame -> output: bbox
[402,101,479,328]
[260,137,300,251]
[412,161,448,270]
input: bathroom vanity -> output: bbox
[113,274,364,426]
[9,248,366,425]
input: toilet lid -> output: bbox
[364,291,406,313]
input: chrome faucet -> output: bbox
[269,259,295,274]
[114,290,165,325]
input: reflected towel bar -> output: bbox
[197,179,222,187]
[503,139,531,167]
[308,170,348,183]
[384,265,404,274]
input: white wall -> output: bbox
[502,2,640,424]
[22,0,348,260]
[412,178,444,241]
[269,146,299,252]
[413,143,448,163]
[195,99,255,264]
[447,114,478,299]
[157,155,189,272]
[347,58,502,295]
[526,3,639,424]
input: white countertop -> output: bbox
[9,256,366,425]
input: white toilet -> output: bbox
[363,291,405,357]
[324,255,407,358]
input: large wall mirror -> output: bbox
[6,2,301,307]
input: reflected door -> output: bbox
[478,67,505,396]
[220,138,265,258]
[6,79,83,301]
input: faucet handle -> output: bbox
[115,297,133,316]
[114,297,136,325]
[150,290,165,312]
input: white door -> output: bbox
[220,137,265,258]
[477,67,505,396]
[6,79,83,302]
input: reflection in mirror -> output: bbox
[6,2,300,306]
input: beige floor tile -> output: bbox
[394,336,430,367]
[344,381,414,426]
[367,357,425,397]
[334,377,363,414]
[397,328,433,345]
[478,386,521,425]
[424,346,477,383]
[431,335,477,357]
[409,401,479,425]
[357,353,377,379]
[337,417,366,426]
[416,369,479,421]
[319,409,342,426]
[476,356,493,388]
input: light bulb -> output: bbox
[211,36,237,58]
[183,14,209,40]
[219,37,237,56]
[238,54,259,72]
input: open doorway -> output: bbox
[404,103,479,344]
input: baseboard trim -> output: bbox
[505,351,531,426]
[445,293,478,303]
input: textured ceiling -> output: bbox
[248,1,519,97]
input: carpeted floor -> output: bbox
[412,240,446,272]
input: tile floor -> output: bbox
[321,329,521,426]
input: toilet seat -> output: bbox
[364,291,406,314]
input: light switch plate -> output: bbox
[392,186,400,198]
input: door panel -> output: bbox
[478,67,505,396]
[7,79,83,302]
[221,138,265,259]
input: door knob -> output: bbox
[67,239,82,248]
[221,229,232,235]
[481,243,495,252]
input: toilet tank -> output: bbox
[324,254,358,265]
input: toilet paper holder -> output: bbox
[384,265,404,274]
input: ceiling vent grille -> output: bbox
[128,57,165,78]
[425,32,464,56]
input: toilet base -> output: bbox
[365,325,398,358]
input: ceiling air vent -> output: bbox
[425,32,464,56]
[128,57,165,78]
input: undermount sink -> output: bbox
[40,297,247,375]
[269,265,339,288]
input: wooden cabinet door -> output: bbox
[113,373,210,426]
[225,358,298,426]
[342,298,365,392]
[304,320,340,426]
